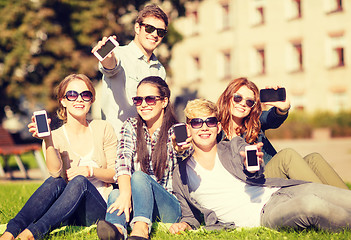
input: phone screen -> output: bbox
[246,150,258,166]
[260,88,286,102]
[174,124,187,144]
[96,39,116,59]
[35,114,49,133]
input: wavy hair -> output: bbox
[135,4,168,27]
[136,76,177,181]
[217,77,261,144]
[56,74,95,123]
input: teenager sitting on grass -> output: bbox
[0,74,117,240]
[169,99,351,234]
[97,76,189,240]
[217,77,348,189]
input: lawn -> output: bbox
[1,182,351,240]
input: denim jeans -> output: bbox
[106,171,181,237]
[261,182,351,231]
[6,175,106,239]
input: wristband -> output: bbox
[278,106,290,114]
[89,166,94,177]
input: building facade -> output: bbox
[169,0,351,113]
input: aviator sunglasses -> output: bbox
[189,117,218,129]
[233,93,256,108]
[64,90,93,102]
[132,95,163,106]
[139,23,167,38]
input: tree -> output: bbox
[0,0,184,124]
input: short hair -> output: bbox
[56,74,95,122]
[184,99,218,122]
[135,4,168,27]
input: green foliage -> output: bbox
[266,110,351,139]
[0,0,185,121]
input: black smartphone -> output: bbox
[245,145,259,171]
[34,110,50,137]
[173,123,188,146]
[93,36,119,61]
[260,88,286,102]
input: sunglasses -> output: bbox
[189,117,218,129]
[132,95,162,106]
[64,90,93,102]
[139,23,167,38]
[233,93,256,108]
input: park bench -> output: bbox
[0,125,48,179]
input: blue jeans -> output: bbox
[261,183,351,231]
[106,171,181,237]
[6,176,106,239]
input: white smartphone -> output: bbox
[173,123,188,146]
[34,110,50,137]
[245,145,260,172]
[93,36,119,61]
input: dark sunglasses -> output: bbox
[64,90,93,102]
[189,117,218,129]
[139,23,167,38]
[132,95,162,106]
[233,93,256,108]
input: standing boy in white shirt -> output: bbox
[92,4,168,136]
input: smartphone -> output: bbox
[173,123,188,146]
[260,88,286,102]
[93,36,119,61]
[34,110,50,137]
[245,145,260,172]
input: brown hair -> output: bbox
[135,4,168,27]
[56,74,95,123]
[217,77,261,144]
[136,76,177,181]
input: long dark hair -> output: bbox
[217,77,262,144]
[136,76,177,181]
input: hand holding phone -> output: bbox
[33,110,51,137]
[173,123,188,146]
[245,145,260,172]
[93,36,119,61]
[260,88,286,103]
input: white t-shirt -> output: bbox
[186,154,279,227]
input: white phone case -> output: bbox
[34,110,50,137]
[245,145,259,172]
[93,36,119,61]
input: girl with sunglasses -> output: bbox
[97,76,187,240]
[217,77,348,189]
[0,74,118,240]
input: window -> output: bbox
[285,0,302,19]
[286,41,303,72]
[324,0,343,13]
[217,50,232,79]
[251,47,266,75]
[187,10,199,36]
[326,34,345,68]
[250,0,265,26]
[330,91,347,112]
[187,55,201,82]
[220,3,231,30]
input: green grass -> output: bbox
[1,183,351,239]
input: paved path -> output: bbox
[271,137,351,183]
